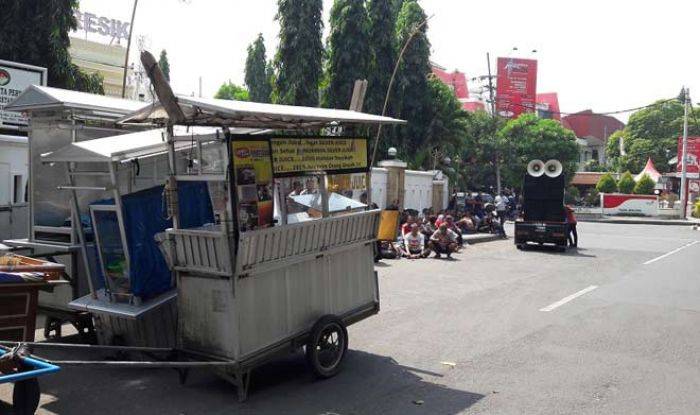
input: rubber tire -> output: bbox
[516,244,525,250]
[306,315,348,379]
[13,378,40,415]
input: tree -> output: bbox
[366,0,397,116]
[633,173,656,195]
[214,81,249,101]
[605,99,700,173]
[596,172,618,193]
[394,0,432,153]
[0,0,103,94]
[418,75,469,165]
[158,49,171,82]
[273,0,324,106]
[617,171,635,194]
[497,113,580,189]
[244,34,272,103]
[324,0,371,109]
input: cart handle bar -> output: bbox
[48,360,237,368]
[0,341,174,354]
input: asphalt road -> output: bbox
[2,222,699,414]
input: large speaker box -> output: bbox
[522,174,566,222]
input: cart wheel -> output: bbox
[306,315,348,379]
[13,378,41,415]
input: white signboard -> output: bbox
[0,60,47,128]
[601,194,658,216]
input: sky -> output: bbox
[75,0,700,123]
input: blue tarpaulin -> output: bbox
[95,182,213,300]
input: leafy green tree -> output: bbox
[366,0,397,115]
[617,171,635,194]
[633,173,656,194]
[395,0,432,153]
[417,75,469,165]
[497,113,580,189]
[0,0,104,94]
[596,172,618,193]
[158,49,171,82]
[455,109,504,190]
[273,0,324,106]
[245,34,272,103]
[606,100,700,173]
[324,0,371,109]
[214,81,249,101]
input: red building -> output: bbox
[536,92,561,121]
[562,110,625,170]
[431,63,485,112]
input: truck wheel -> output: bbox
[516,244,525,250]
[306,315,348,379]
[13,378,40,415]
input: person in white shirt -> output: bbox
[494,194,507,226]
[403,224,430,259]
[429,223,459,258]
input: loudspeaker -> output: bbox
[544,159,563,178]
[527,159,545,177]
[522,173,566,222]
[523,175,565,200]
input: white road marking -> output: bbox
[643,240,699,265]
[539,285,599,312]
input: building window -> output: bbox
[12,175,22,204]
[592,149,599,162]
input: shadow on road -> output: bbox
[31,348,483,415]
[519,244,597,258]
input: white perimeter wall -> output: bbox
[0,139,29,206]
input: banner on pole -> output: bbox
[495,57,537,118]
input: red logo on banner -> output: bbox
[677,136,700,174]
[495,57,537,118]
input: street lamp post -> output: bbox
[121,0,139,98]
[679,87,690,218]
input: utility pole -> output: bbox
[487,52,501,195]
[122,0,139,98]
[680,87,690,218]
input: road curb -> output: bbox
[577,218,699,226]
[464,234,503,244]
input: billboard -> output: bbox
[677,136,700,174]
[270,137,368,177]
[0,60,47,128]
[495,57,537,118]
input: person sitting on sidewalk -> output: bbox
[443,215,464,246]
[456,212,477,234]
[403,224,430,259]
[421,215,437,241]
[565,204,578,247]
[401,215,416,237]
[429,223,459,259]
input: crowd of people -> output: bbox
[377,190,512,260]
[376,188,580,260]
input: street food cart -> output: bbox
[2,69,405,400]
[121,91,404,398]
[2,85,146,339]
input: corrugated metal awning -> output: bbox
[41,127,220,163]
[119,95,406,129]
[5,85,145,116]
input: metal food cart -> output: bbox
[2,85,146,339]
[39,126,227,348]
[120,91,404,399]
[3,67,405,400]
